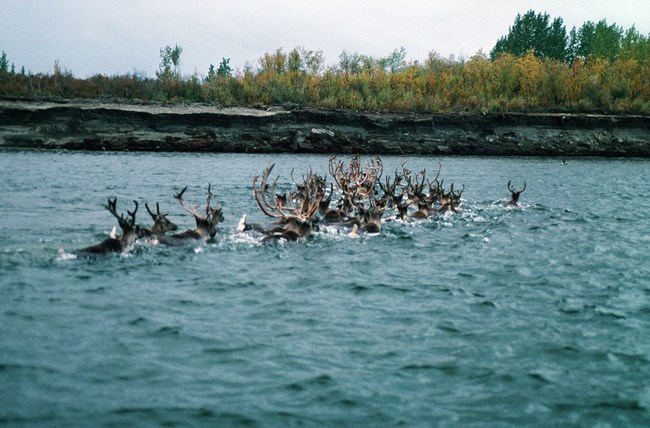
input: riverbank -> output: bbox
[1,99,649,156]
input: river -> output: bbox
[1,150,649,426]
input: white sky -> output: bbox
[1,0,648,78]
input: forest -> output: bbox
[1,10,649,114]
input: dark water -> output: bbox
[1,150,650,427]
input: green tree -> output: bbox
[379,47,408,73]
[573,20,623,61]
[287,49,302,74]
[575,21,596,59]
[619,26,649,63]
[491,10,567,62]
[206,58,232,82]
[156,44,183,80]
[592,20,623,61]
[547,18,568,62]
[216,57,232,77]
[338,50,363,75]
[207,64,216,81]
[0,51,9,73]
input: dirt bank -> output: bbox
[1,100,649,156]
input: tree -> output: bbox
[156,44,183,80]
[206,64,216,81]
[572,20,623,61]
[0,51,9,74]
[491,10,568,62]
[338,50,363,75]
[208,57,232,81]
[298,47,324,75]
[216,58,232,77]
[287,48,302,74]
[592,20,623,61]
[547,17,568,62]
[619,26,649,63]
[379,47,408,73]
[259,48,287,74]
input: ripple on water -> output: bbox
[101,407,260,427]
[3,153,650,426]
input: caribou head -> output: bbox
[507,180,526,207]
[141,202,178,239]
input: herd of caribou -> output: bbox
[61,156,526,258]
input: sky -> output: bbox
[1,0,649,78]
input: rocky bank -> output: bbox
[1,100,649,156]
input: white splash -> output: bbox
[57,248,77,261]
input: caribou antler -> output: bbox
[328,156,347,191]
[174,185,200,218]
[507,180,526,194]
[206,183,213,216]
[253,164,284,219]
[127,201,138,225]
[175,184,220,220]
[105,198,138,231]
[145,202,161,220]
[507,180,526,207]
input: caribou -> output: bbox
[62,157,534,252]
[158,184,224,245]
[139,202,178,243]
[66,198,140,257]
[242,163,324,241]
[507,180,526,207]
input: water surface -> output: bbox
[1,150,650,426]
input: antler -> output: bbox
[253,164,285,219]
[328,156,347,190]
[105,198,138,231]
[374,156,383,180]
[205,183,213,216]
[507,180,526,194]
[453,183,465,198]
[507,180,526,206]
[145,202,161,220]
[127,201,138,225]
[174,185,200,218]
[254,164,326,223]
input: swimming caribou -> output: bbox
[246,163,324,241]
[139,202,178,243]
[158,184,224,245]
[65,198,140,257]
[61,157,533,254]
[507,180,526,207]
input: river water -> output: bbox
[1,150,650,427]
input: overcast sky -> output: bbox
[1,0,649,78]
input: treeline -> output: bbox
[491,10,650,63]
[0,10,649,114]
